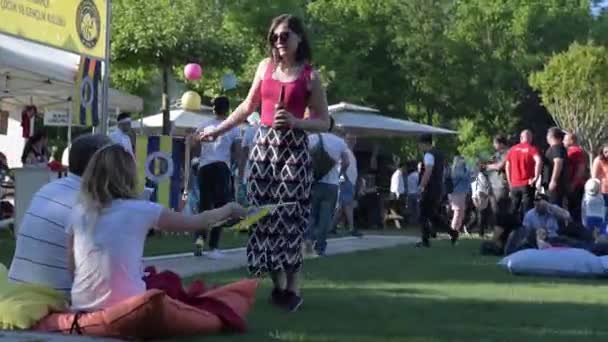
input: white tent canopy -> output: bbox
[329,102,456,137]
[128,106,214,136]
[0,34,143,115]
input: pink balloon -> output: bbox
[184,63,202,81]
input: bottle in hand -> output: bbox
[274,85,286,129]
[275,85,285,112]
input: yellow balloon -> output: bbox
[181,91,201,111]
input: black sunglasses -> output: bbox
[270,32,290,44]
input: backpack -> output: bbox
[471,171,490,210]
[310,134,336,182]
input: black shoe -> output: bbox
[449,229,460,245]
[270,288,287,308]
[284,291,303,312]
[430,231,438,239]
[351,230,363,238]
[415,239,430,248]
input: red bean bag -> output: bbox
[33,273,258,340]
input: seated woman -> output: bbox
[66,144,247,311]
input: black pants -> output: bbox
[547,188,566,207]
[568,187,584,223]
[509,185,535,222]
[196,162,233,249]
[419,191,447,242]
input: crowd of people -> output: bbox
[404,127,608,256]
[6,13,608,330]
[6,14,355,315]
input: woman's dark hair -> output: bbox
[267,14,312,63]
[21,130,48,164]
[599,143,608,161]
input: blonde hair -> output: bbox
[80,144,138,231]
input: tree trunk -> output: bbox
[161,65,171,135]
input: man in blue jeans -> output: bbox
[305,120,349,256]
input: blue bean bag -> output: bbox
[498,248,608,278]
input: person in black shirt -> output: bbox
[543,127,568,206]
[417,135,455,247]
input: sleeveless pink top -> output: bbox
[260,61,313,127]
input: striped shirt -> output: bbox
[8,174,80,294]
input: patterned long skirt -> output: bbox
[246,126,312,276]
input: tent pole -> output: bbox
[99,0,112,135]
[67,106,72,147]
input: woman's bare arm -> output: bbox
[211,60,268,137]
[591,157,600,178]
[157,203,247,233]
[295,70,330,132]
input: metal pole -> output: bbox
[99,0,112,135]
[67,106,72,147]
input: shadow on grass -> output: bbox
[173,240,608,342]
[297,240,608,287]
[173,283,608,342]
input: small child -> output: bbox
[66,144,247,311]
[582,178,606,241]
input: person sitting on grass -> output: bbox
[8,134,111,295]
[66,143,247,311]
[505,193,593,254]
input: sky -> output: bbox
[593,0,608,14]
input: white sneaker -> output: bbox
[205,249,224,259]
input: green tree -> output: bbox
[111,0,239,133]
[530,42,608,155]
[456,118,493,162]
[307,0,409,113]
[592,9,608,46]
[447,0,593,135]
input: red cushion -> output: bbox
[33,279,258,340]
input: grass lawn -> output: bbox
[175,239,608,342]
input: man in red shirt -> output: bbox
[506,129,542,221]
[564,132,587,222]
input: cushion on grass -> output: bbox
[33,279,258,340]
[0,263,67,330]
[498,248,607,278]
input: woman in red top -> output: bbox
[200,14,330,312]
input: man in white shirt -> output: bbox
[406,162,421,223]
[8,134,111,295]
[194,96,240,259]
[237,113,260,205]
[109,112,134,155]
[306,119,349,256]
[390,164,406,199]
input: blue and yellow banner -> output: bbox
[136,135,185,210]
[73,56,101,127]
[0,0,108,59]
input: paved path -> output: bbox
[143,235,418,277]
[0,331,121,341]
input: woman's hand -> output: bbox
[198,128,219,142]
[273,109,297,129]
